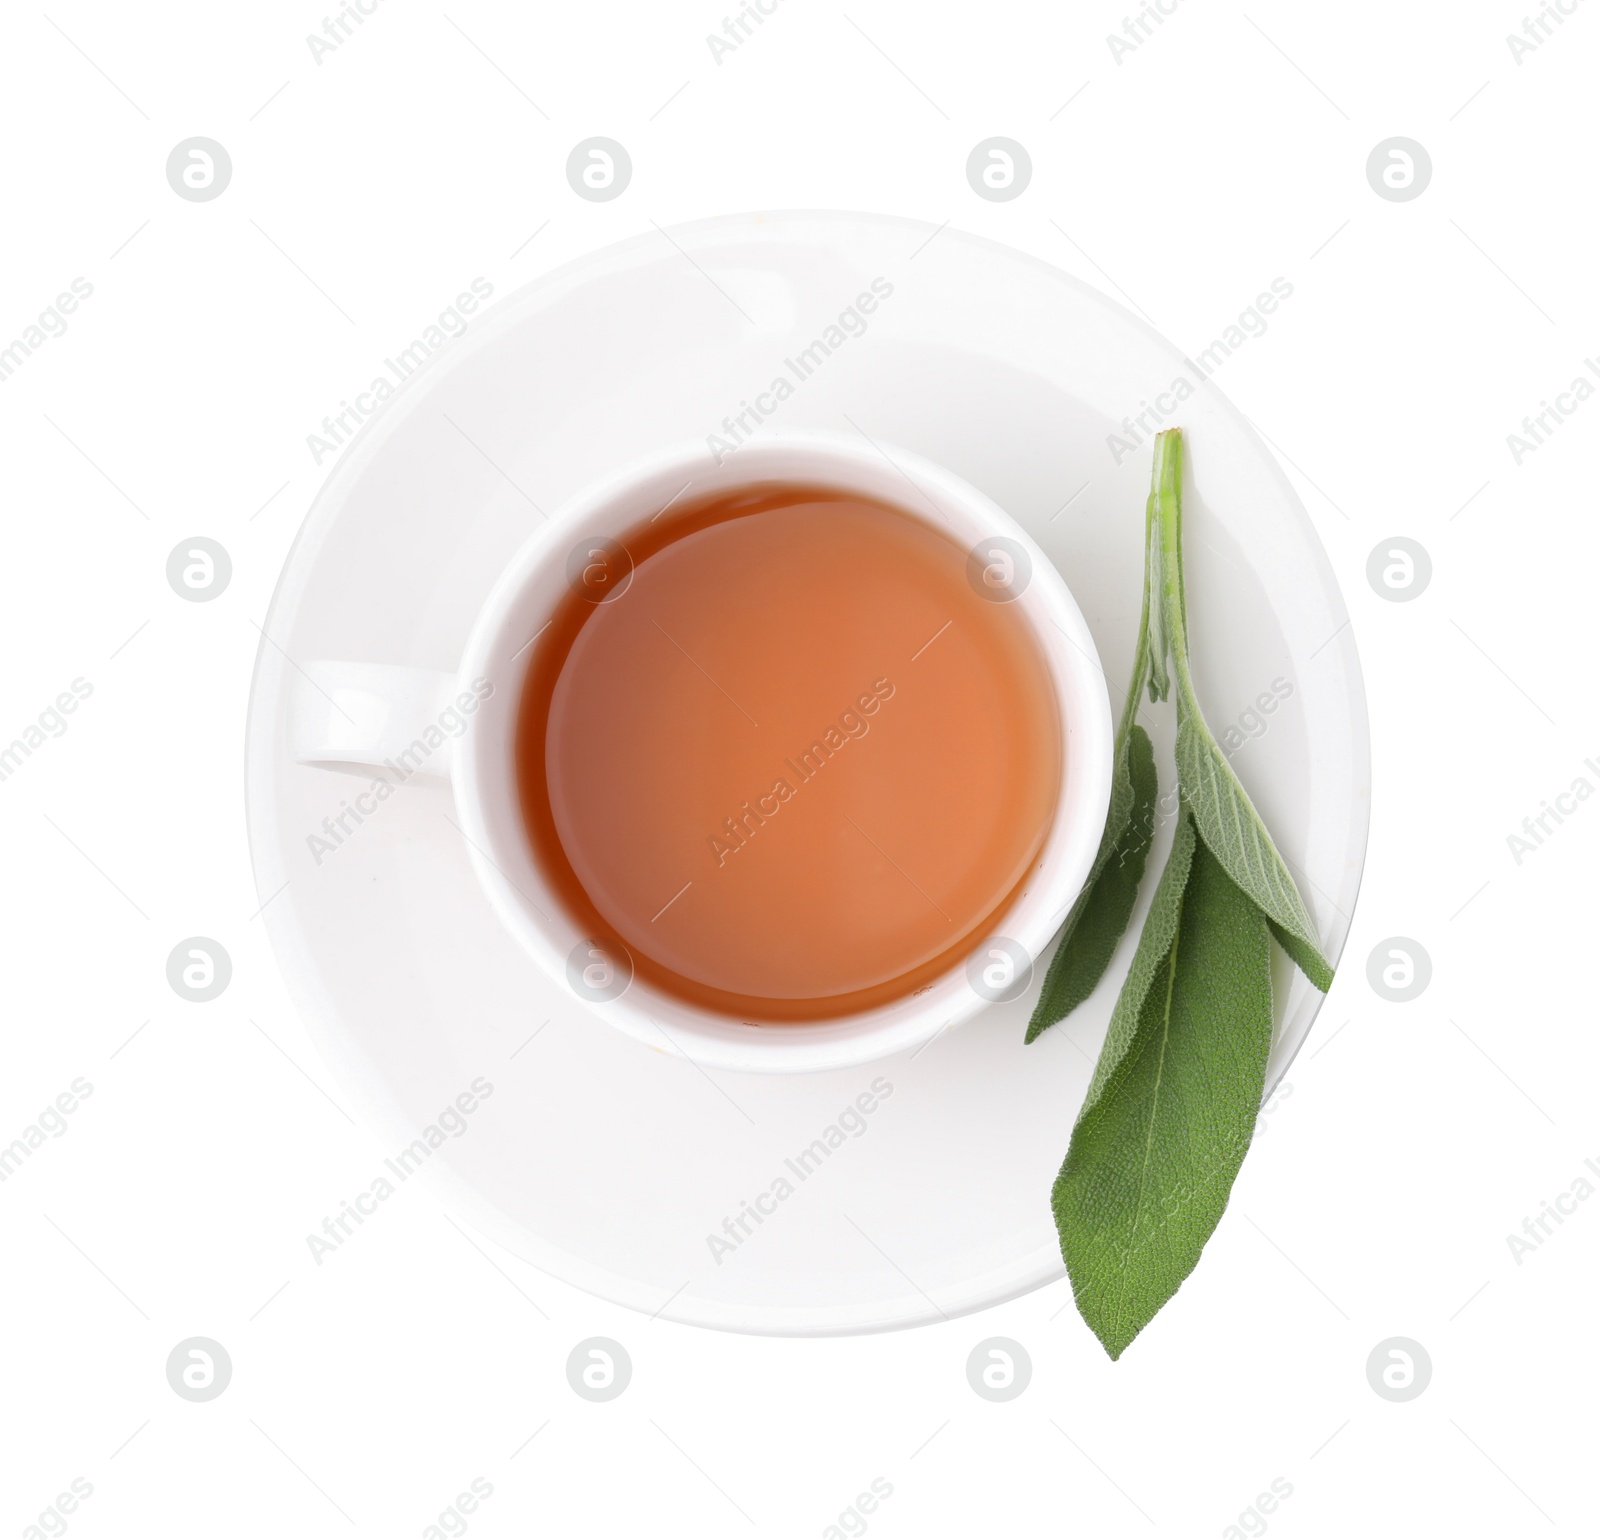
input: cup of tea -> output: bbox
[290,431,1112,1072]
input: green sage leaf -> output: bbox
[1265,918,1334,992]
[1148,426,1334,995]
[1174,696,1334,992]
[1054,816,1274,1360]
[1025,725,1157,1042]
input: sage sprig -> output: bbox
[1033,427,1334,1359]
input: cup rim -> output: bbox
[451,429,1113,1073]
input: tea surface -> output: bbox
[519,486,1063,1018]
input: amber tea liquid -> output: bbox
[515,484,1062,1021]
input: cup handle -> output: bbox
[290,661,460,786]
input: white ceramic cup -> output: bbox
[290,431,1112,1072]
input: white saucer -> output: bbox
[245,211,1369,1336]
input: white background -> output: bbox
[2,2,1597,1535]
